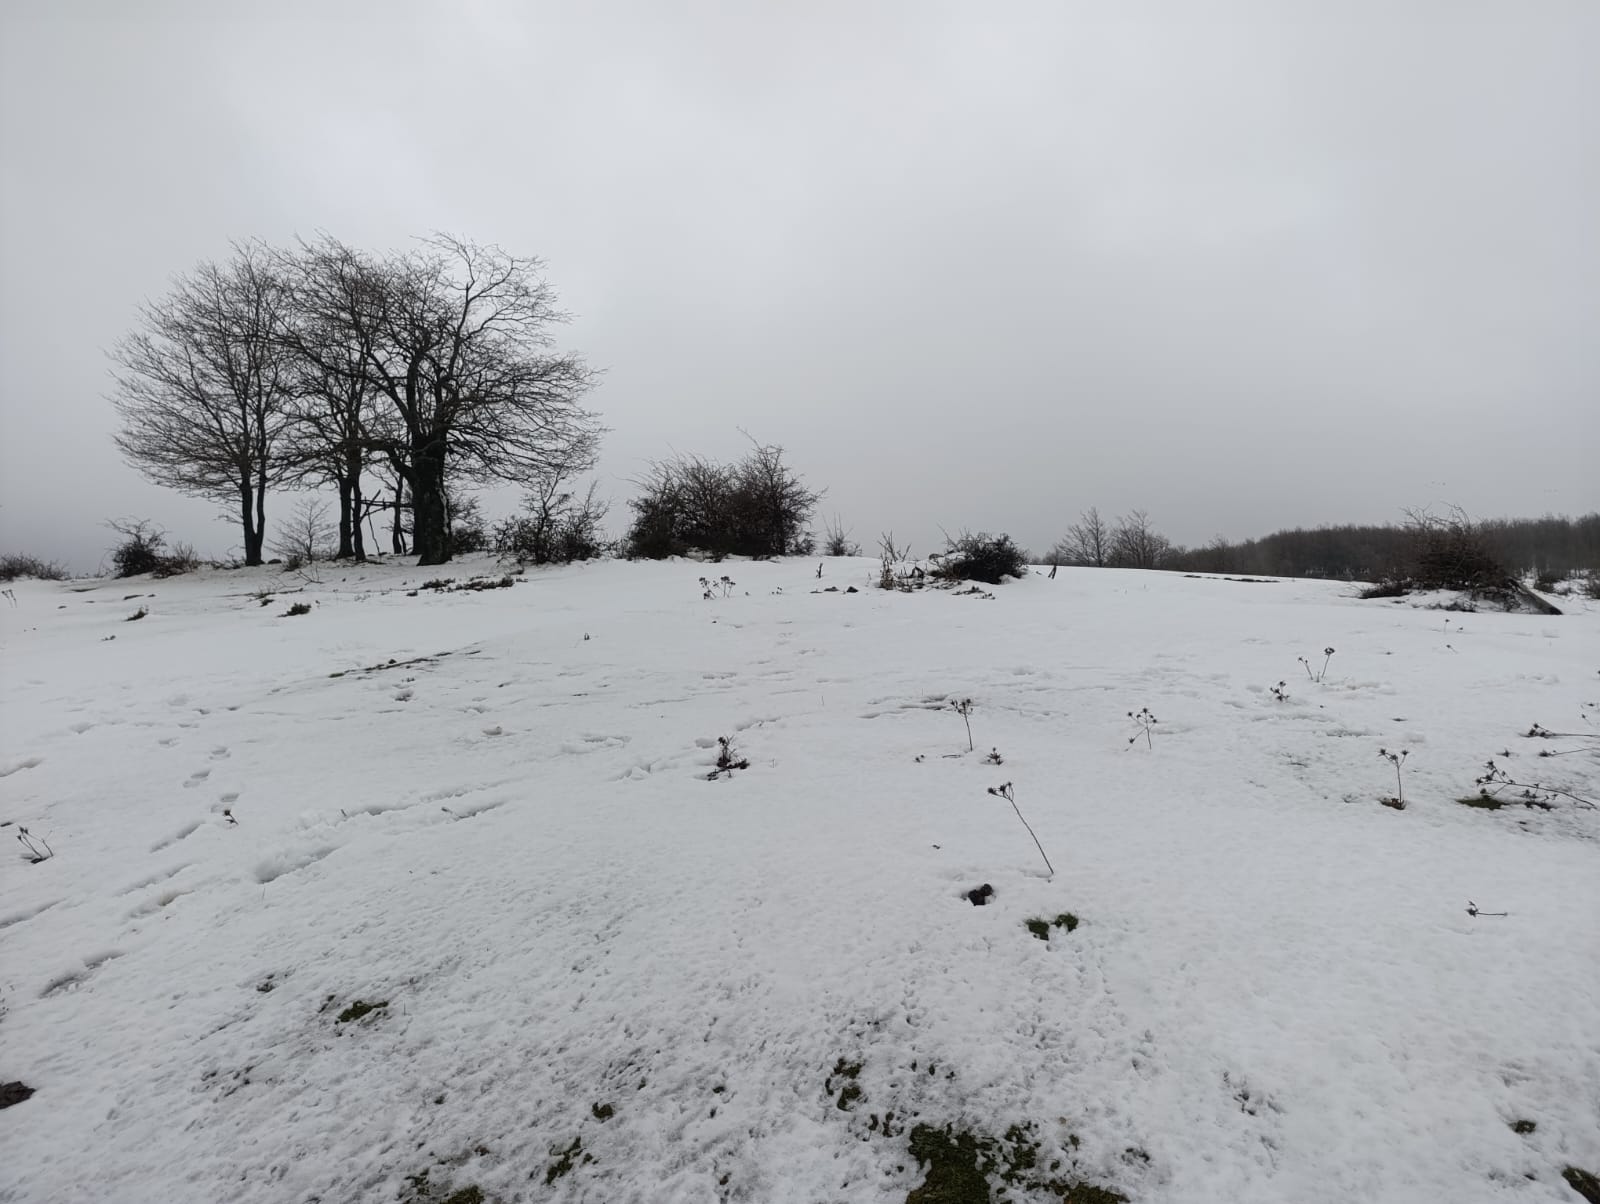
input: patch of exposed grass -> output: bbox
[545,1137,591,1185]
[1025,913,1081,942]
[1563,1167,1600,1204]
[904,1121,1127,1204]
[906,1125,991,1204]
[401,1168,486,1204]
[335,999,387,1023]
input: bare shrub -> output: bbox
[0,554,67,582]
[822,515,860,557]
[625,438,820,560]
[106,519,198,579]
[494,479,610,565]
[935,531,1028,585]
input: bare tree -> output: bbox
[268,497,334,565]
[347,236,602,565]
[1054,506,1111,567]
[1110,509,1172,569]
[276,237,390,560]
[111,242,293,565]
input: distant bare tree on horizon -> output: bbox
[1111,509,1173,569]
[1053,506,1111,567]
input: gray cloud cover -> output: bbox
[3,0,1596,569]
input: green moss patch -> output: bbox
[1025,914,1081,942]
[1564,1167,1600,1204]
[904,1121,1127,1204]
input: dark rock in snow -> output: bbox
[0,1081,36,1109]
[966,884,994,906]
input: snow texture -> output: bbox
[2,557,1597,1204]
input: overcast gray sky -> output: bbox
[3,0,1596,570]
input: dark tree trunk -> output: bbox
[411,443,450,565]
[335,476,355,560]
[391,479,406,555]
[349,473,365,561]
[240,481,264,566]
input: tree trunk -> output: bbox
[411,444,450,565]
[240,482,264,566]
[349,473,366,561]
[335,476,355,560]
[391,479,407,555]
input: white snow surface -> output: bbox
[2,557,1597,1204]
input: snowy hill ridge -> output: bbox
[2,557,1597,1204]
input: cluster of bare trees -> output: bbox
[111,235,601,566]
[1049,508,1175,570]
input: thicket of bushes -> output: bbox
[0,554,67,582]
[493,482,610,565]
[625,442,819,560]
[936,531,1029,585]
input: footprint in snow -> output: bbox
[0,756,44,778]
[41,950,124,998]
[183,767,212,788]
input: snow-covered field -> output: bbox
[2,556,1597,1204]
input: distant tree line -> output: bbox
[110,235,602,567]
[1165,512,1600,582]
[1048,507,1600,582]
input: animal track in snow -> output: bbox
[0,898,60,931]
[41,950,124,998]
[150,821,202,852]
[0,755,43,778]
[126,888,193,919]
[183,767,212,788]
[442,798,508,820]
[117,863,191,896]
[254,846,336,884]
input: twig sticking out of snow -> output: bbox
[987,782,1054,879]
